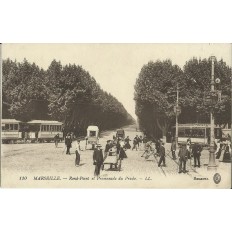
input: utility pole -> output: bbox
[208,55,217,171]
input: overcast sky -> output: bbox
[2,44,232,119]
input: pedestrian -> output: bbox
[215,139,221,158]
[65,133,72,155]
[155,139,161,155]
[171,138,177,160]
[222,145,231,163]
[192,143,202,168]
[74,139,82,166]
[104,140,112,158]
[141,141,152,157]
[158,142,166,167]
[178,143,188,173]
[116,138,121,154]
[54,133,60,148]
[186,137,192,159]
[93,144,104,177]
[124,136,131,149]
[119,144,127,159]
[143,135,148,150]
[132,136,139,151]
[139,135,143,149]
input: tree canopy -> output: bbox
[2,59,134,136]
[135,58,231,139]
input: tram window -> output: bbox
[10,124,14,130]
[45,125,49,131]
[90,131,96,137]
[2,125,5,130]
[14,124,18,131]
[192,129,204,138]
[5,124,9,130]
[185,129,192,137]
[214,128,222,139]
[178,129,185,137]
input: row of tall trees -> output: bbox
[3,59,134,136]
[134,58,231,140]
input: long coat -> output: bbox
[65,136,72,147]
[178,146,188,160]
[159,145,165,156]
[171,141,176,151]
[192,143,202,156]
[93,149,104,165]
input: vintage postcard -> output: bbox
[1,43,231,188]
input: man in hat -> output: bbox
[104,140,112,157]
[192,142,202,168]
[178,143,188,173]
[93,144,104,176]
[65,133,72,155]
[158,142,166,167]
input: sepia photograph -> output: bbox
[1,43,231,188]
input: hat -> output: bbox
[96,144,102,147]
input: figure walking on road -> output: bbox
[158,142,166,167]
[178,144,188,173]
[171,138,177,160]
[74,139,82,166]
[192,143,202,168]
[186,137,192,159]
[132,135,139,151]
[124,136,131,149]
[54,133,60,148]
[65,133,72,155]
[93,144,104,177]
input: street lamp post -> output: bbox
[175,83,179,148]
[207,55,217,171]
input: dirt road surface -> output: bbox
[1,125,230,188]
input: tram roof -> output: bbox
[27,120,63,125]
[176,124,221,128]
[1,119,21,124]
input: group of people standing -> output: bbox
[171,138,202,173]
[215,139,231,162]
[93,139,128,176]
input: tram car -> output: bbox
[172,123,222,145]
[1,119,22,143]
[26,120,63,142]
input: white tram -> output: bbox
[1,119,22,143]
